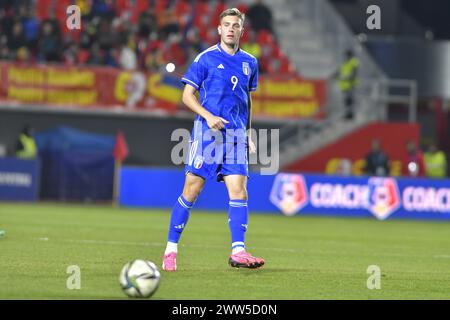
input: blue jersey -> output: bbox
[181,43,258,131]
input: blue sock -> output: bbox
[228,199,248,252]
[167,195,193,243]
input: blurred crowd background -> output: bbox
[0,0,294,74]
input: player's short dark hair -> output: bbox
[219,8,245,24]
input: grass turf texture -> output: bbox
[1,202,450,300]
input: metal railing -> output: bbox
[380,78,418,123]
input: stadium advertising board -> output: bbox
[270,174,450,220]
[0,63,327,119]
[120,168,450,220]
[0,158,40,201]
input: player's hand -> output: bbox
[206,115,229,131]
[248,138,257,154]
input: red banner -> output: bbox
[284,122,421,176]
[0,62,327,119]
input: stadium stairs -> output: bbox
[253,0,388,171]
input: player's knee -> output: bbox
[183,183,203,202]
[228,188,248,201]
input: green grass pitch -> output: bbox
[1,202,450,300]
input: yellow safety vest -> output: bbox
[16,134,37,159]
[424,151,447,178]
[242,43,261,59]
[338,57,360,91]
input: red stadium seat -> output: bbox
[155,0,169,15]
[115,0,130,16]
[37,0,77,35]
[271,46,284,60]
[77,49,90,64]
[265,60,277,74]
[210,16,220,28]
[214,1,227,16]
[36,0,53,19]
[196,1,210,15]
[210,1,225,26]
[257,30,274,45]
[240,30,250,44]
[199,28,209,42]
[207,29,219,45]
[280,58,295,74]
[236,4,248,14]
[175,0,191,16]
[149,40,162,51]
[131,0,150,23]
[193,2,211,28]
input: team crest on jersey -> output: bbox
[194,156,204,169]
[242,62,250,76]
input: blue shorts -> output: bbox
[185,119,249,182]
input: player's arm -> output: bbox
[182,84,229,130]
[247,93,257,154]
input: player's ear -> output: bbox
[217,25,222,35]
[240,27,244,39]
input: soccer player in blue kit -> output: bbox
[162,8,265,271]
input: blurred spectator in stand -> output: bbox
[184,45,199,70]
[118,34,146,110]
[87,42,103,65]
[185,27,204,57]
[246,0,273,34]
[38,20,62,62]
[0,0,15,10]
[403,140,426,177]
[335,49,360,120]
[158,7,180,40]
[104,47,119,68]
[119,34,137,71]
[16,46,31,63]
[79,19,94,49]
[0,0,294,77]
[137,8,157,39]
[90,0,115,20]
[42,9,62,38]
[143,40,163,72]
[75,0,91,17]
[182,27,203,74]
[424,143,447,178]
[8,21,27,57]
[21,5,40,50]
[63,42,80,66]
[163,33,186,70]
[97,18,115,51]
[0,40,11,60]
[15,124,38,160]
[241,30,261,59]
[364,139,390,176]
[0,6,15,38]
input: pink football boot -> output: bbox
[229,251,265,269]
[162,252,177,271]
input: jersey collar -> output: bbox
[218,42,240,57]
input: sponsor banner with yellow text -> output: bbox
[0,63,327,119]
